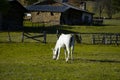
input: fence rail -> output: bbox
[0,31,120,45]
[76,33,120,45]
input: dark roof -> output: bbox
[8,0,15,1]
[26,5,69,12]
[63,3,94,14]
[26,2,94,14]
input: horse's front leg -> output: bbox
[56,48,60,60]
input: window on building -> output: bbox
[50,12,54,16]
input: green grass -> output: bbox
[23,19,120,33]
[0,19,120,80]
[0,43,120,80]
[1,19,119,43]
[62,19,120,33]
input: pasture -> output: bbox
[0,43,120,80]
[0,19,120,80]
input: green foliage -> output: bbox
[26,0,38,5]
[112,0,120,12]
[0,0,9,14]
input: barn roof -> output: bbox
[63,3,94,14]
[26,2,94,14]
[26,5,69,12]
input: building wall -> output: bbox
[2,1,26,30]
[0,13,2,30]
[60,9,83,25]
[31,10,93,25]
[82,12,93,24]
[31,12,61,25]
[2,10,25,30]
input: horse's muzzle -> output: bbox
[53,57,56,60]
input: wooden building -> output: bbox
[0,13,2,30]
[26,0,94,25]
[1,0,27,30]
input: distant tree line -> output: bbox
[94,0,120,19]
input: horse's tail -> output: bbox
[74,34,82,43]
[70,34,75,47]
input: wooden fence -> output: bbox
[0,30,120,45]
[93,18,103,25]
[75,33,120,45]
[21,31,46,43]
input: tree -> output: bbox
[112,0,120,12]
[0,0,9,14]
[105,0,113,18]
[105,0,120,19]
[19,0,27,6]
[26,0,41,5]
[94,0,106,18]
[93,0,120,18]
[19,0,39,5]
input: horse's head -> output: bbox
[52,48,58,60]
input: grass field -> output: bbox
[63,19,120,33]
[0,19,120,80]
[0,43,120,80]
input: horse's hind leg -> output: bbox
[71,51,73,60]
[64,47,67,60]
[66,48,70,62]
[70,46,74,60]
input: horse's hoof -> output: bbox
[66,60,68,62]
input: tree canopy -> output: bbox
[0,0,9,14]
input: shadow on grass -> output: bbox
[1,25,78,34]
[0,25,72,32]
[75,58,120,63]
[22,25,78,34]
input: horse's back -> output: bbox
[58,34,74,47]
[59,34,73,41]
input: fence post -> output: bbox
[79,34,82,43]
[8,31,12,42]
[92,35,95,44]
[7,27,12,42]
[21,31,24,42]
[56,29,59,39]
[116,34,118,45]
[109,34,112,44]
[102,34,106,44]
[43,31,46,43]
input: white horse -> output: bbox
[52,34,75,62]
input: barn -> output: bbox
[0,0,27,30]
[0,13,2,30]
[26,0,94,25]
